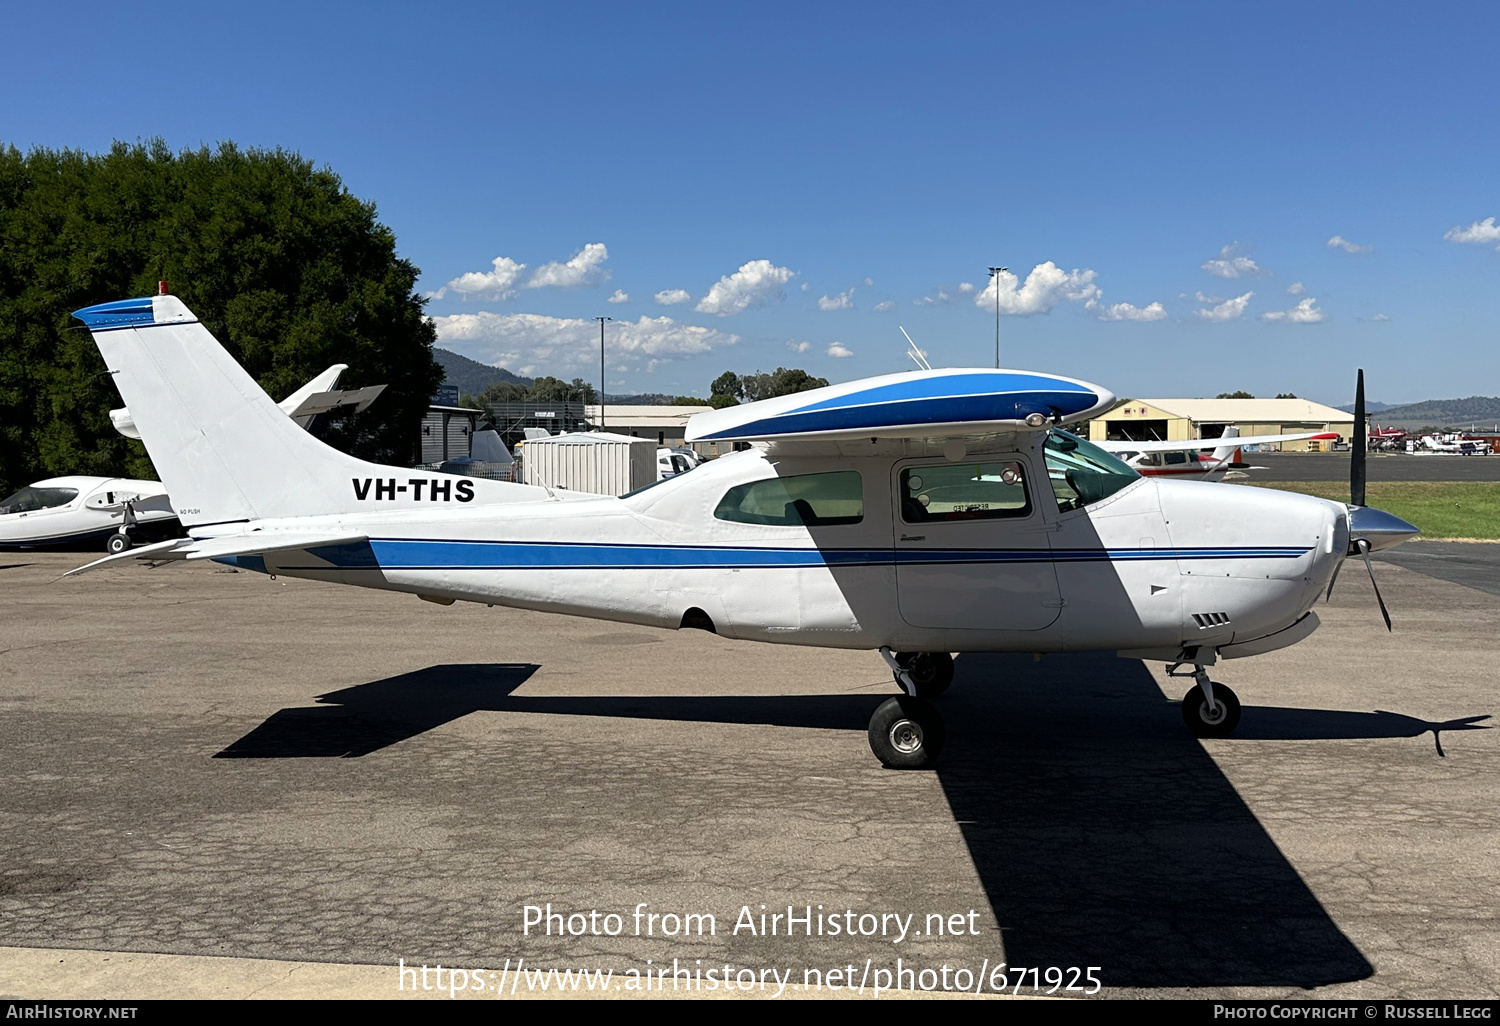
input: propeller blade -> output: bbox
[1325,559,1343,601]
[1357,539,1392,631]
[1352,369,1367,508]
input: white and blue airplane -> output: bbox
[66,293,1418,768]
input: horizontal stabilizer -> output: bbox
[64,532,369,577]
[286,384,387,421]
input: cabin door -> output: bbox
[892,456,1061,631]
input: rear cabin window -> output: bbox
[714,471,863,527]
[900,462,1031,523]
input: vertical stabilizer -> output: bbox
[75,295,543,527]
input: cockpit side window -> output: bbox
[0,486,79,514]
[714,471,864,527]
[899,461,1031,523]
[1044,430,1139,512]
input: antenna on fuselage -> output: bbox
[900,327,932,371]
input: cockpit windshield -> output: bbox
[1044,430,1138,512]
[0,486,79,515]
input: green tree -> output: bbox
[1216,390,1255,399]
[1275,392,1298,399]
[741,367,829,402]
[0,140,442,495]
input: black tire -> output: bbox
[897,651,955,698]
[106,533,132,555]
[868,695,946,769]
[1181,682,1241,738]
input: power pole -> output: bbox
[987,266,1008,368]
[594,316,612,430]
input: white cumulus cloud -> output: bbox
[1261,297,1325,323]
[525,242,610,290]
[864,277,874,286]
[607,289,630,304]
[1445,217,1500,250]
[696,260,796,316]
[1369,313,1390,322]
[787,340,811,353]
[1201,242,1269,279]
[1327,235,1373,254]
[827,342,854,358]
[1089,299,1167,322]
[654,288,692,305]
[958,282,975,293]
[429,255,528,301]
[818,289,855,311]
[874,300,896,312]
[1196,291,1254,322]
[1287,281,1306,295]
[430,312,738,377]
[974,262,1101,316]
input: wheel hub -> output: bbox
[889,720,924,754]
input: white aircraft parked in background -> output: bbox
[67,293,1418,769]
[1099,427,1341,481]
[0,476,177,552]
[2,363,382,552]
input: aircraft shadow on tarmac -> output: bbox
[205,651,1500,988]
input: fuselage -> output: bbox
[0,476,177,548]
[211,432,1347,658]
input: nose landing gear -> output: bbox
[1169,652,1242,738]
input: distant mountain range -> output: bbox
[434,349,696,406]
[1361,396,1500,430]
[1334,400,1394,414]
[434,349,531,397]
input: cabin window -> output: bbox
[714,471,864,527]
[1163,451,1189,465]
[899,462,1031,523]
[0,486,79,514]
[1045,430,1138,512]
[1136,452,1162,467]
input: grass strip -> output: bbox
[1240,481,1500,540]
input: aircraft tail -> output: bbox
[1209,425,1242,464]
[75,294,543,528]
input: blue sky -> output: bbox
[5,1,1498,405]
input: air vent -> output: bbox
[1192,612,1232,629]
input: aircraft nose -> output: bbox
[1347,504,1419,553]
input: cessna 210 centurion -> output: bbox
[68,292,1418,769]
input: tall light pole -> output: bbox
[594,316,612,430]
[987,266,1008,369]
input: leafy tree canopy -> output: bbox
[707,367,829,408]
[1216,390,1256,399]
[469,376,597,406]
[0,139,441,495]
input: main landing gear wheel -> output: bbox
[895,652,954,698]
[868,695,946,769]
[1181,681,1241,738]
[106,533,132,555]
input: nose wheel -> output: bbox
[1180,679,1241,737]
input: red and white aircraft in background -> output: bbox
[1098,427,1340,481]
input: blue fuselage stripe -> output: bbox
[272,538,1311,571]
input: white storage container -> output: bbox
[520,432,656,496]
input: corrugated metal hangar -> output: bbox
[1087,398,1355,450]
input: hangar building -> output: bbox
[1087,398,1356,451]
